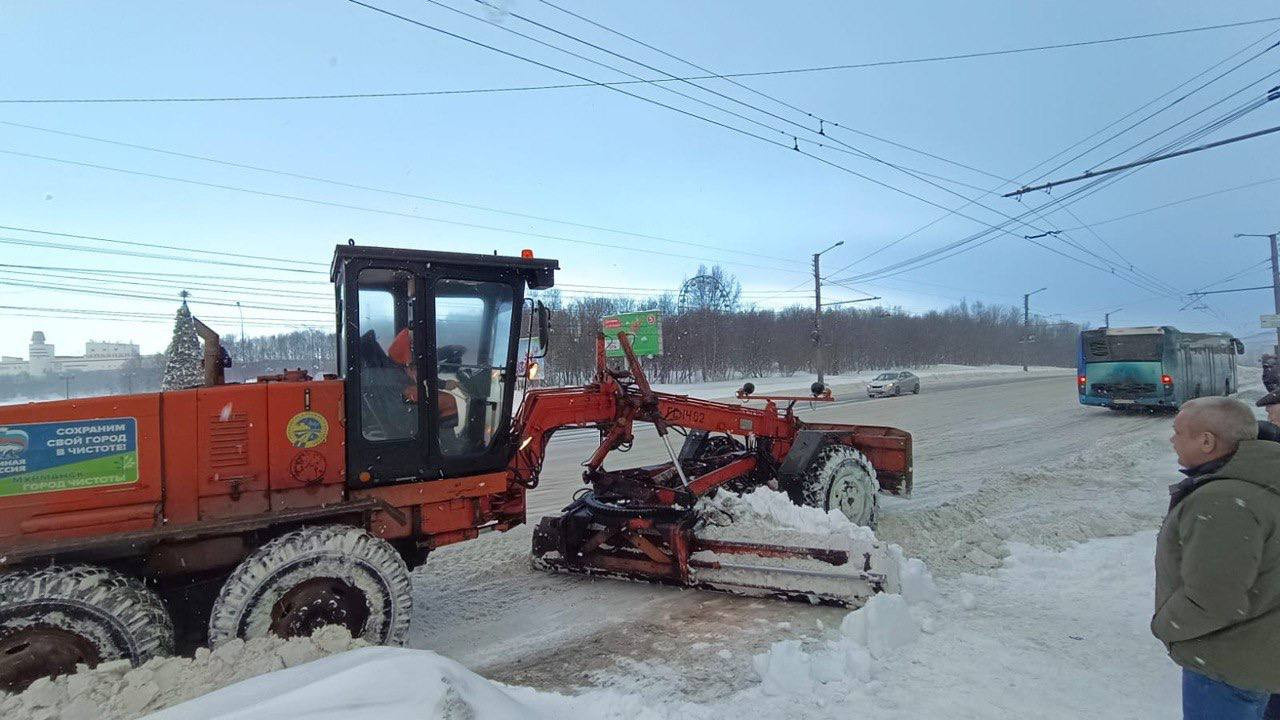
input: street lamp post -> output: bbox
[1022,287,1046,372]
[812,241,844,386]
[1234,232,1280,356]
[1104,308,1122,329]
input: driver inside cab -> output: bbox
[386,328,463,434]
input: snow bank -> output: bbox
[0,626,368,720]
[145,646,548,720]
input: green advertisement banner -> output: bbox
[0,418,139,497]
[602,310,663,358]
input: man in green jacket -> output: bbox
[1156,396,1280,719]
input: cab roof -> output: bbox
[330,243,559,289]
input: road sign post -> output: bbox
[602,310,663,357]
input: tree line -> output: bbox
[535,293,1078,385]
[211,296,1080,386]
[0,272,1081,401]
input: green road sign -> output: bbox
[602,310,663,357]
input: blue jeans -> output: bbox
[1183,669,1268,719]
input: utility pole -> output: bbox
[1234,232,1280,356]
[1022,287,1046,372]
[62,374,71,400]
[812,241,844,386]
[1104,308,1122,328]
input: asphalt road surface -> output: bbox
[527,369,1084,519]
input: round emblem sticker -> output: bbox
[286,411,329,448]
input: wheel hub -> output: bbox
[829,468,876,526]
[269,577,370,639]
[0,624,101,693]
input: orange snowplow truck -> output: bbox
[0,243,911,692]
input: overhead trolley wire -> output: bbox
[6,14,1278,103]
[0,149,807,275]
[0,120,803,268]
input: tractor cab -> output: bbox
[331,243,556,486]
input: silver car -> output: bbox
[866,371,920,397]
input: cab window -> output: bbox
[435,279,514,457]
[356,268,419,441]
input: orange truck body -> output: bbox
[0,377,524,567]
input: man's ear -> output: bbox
[1200,431,1218,454]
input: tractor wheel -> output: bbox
[208,525,412,648]
[799,444,879,528]
[0,565,173,693]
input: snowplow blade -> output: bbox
[531,492,899,607]
[687,533,898,606]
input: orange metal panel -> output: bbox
[369,508,410,539]
[266,380,345,497]
[0,394,162,542]
[270,484,344,511]
[420,498,477,535]
[352,472,507,508]
[161,390,200,525]
[19,503,156,533]
[196,384,269,520]
[199,491,269,520]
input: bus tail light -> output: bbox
[1161,374,1173,385]
[1078,375,1086,393]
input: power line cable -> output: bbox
[0,277,330,314]
[1005,120,1280,197]
[0,234,327,274]
[0,223,323,269]
[466,0,1080,242]
[342,1,1076,248]
[822,28,1280,283]
[0,149,807,274]
[7,14,1278,103]
[0,121,805,266]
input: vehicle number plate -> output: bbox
[1112,399,1135,405]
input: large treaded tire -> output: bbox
[0,565,173,691]
[799,444,879,528]
[207,525,412,647]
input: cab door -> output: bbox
[343,264,432,486]
[427,270,522,478]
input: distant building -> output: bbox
[0,331,140,376]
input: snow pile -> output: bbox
[699,486,880,544]
[144,646,556,720]
[0,626,368,720]
[750,582,937,703]
[695,488,943,698]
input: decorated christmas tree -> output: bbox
[162,292,204,390]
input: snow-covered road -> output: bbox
[136,363,1243,720]
[8,363,1242,719]
[410,364,1230,711]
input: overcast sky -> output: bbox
[1,1,1278,358]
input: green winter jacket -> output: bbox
[1152,439,1280,691]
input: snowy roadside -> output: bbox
[1,364,1221,719]
[127,530,1178,719]
[651,363,1072,398]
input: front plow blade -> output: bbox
[687,533,899,606]
[531,493,899,607]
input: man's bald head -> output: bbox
[1171,396,1258,468]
